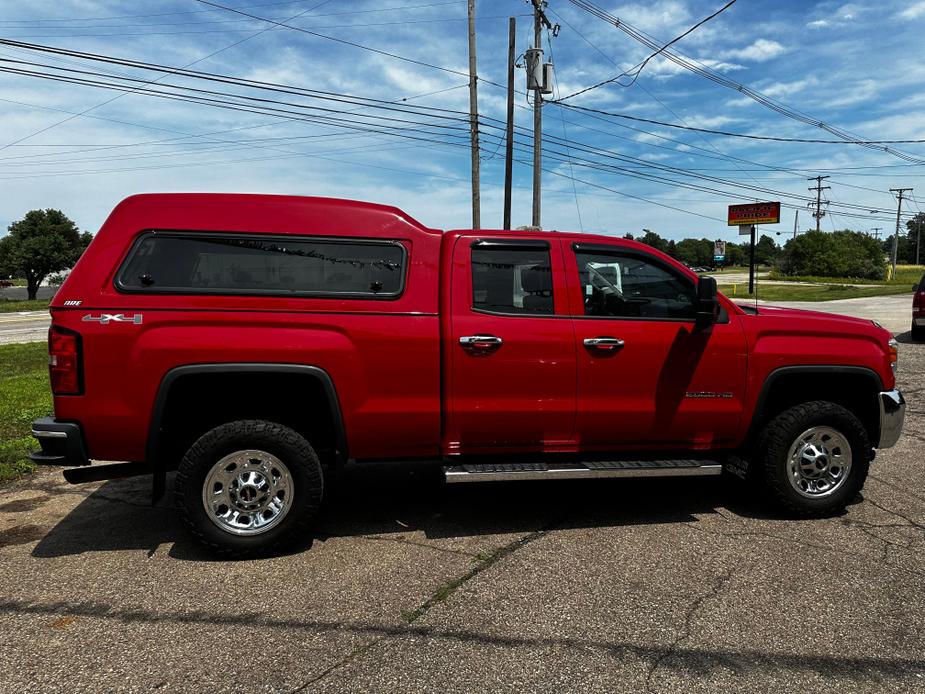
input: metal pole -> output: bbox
[467,0,480,229]
[890,188,912,278]
[792,209,798,239]
[531,3,542,228]
[748,225,756,294]
[503,17,515,230]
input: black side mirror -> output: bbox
[695,276,719,325]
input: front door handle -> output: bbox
[583,337,624,351]
[459,335,503,350]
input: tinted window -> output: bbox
[117,233,405,297]
[472,246,554,315]
[576,251,696,319]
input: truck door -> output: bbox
[567,243,747,449]
[444,236,577,454]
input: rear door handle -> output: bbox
[583,337,624,351]
[459,335,503,350]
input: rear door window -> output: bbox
[471,245,554,315]
[116,232,406,298]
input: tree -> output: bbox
[778,230,885,280]
[754,234,780,266]
[0,209,92,299]
[674,238,712,266]
[637,230,669,254]
[905,213,925,265]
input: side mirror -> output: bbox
[914,284,919,292]
[695,276,719,325]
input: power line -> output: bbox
[554,103,925,146]
[0,0,338,153]
[563,0,925,164]
[558,0,737,100]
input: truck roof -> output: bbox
[98,193,442,238]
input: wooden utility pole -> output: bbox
[531,2,542,228]
[467,0,480,228]
[503,17,515,230]
[808,175,830,233]
[890,187,912,278]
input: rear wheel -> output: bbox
[756,401,869,517]
[175,420,323,558]
[912,321,925,341]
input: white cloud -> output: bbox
[721,39,787,62]
[899,1,925,19]
[807,19,830,28]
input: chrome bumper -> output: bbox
[878,389,905,449]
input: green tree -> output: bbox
[905,213,925,264]
[779,230,886,280]
[754,234,780,265]
[0,209,92,299]
[637,230,669,254]
[674,238,713,266]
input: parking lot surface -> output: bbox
[1,336,923,693]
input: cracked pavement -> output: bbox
[1,337,924,692]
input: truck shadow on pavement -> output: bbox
[30,469,793,561]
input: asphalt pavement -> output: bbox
[0,336,923,692]
[0,311,50,345]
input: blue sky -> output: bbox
[1,0,924,242]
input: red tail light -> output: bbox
[48,326,82,395]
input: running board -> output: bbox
[443,460,723,483]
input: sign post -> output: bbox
[727,202,780,296]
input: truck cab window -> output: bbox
[576,251,696,320]
[472,247,554,315]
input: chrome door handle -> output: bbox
[583,337,624,350]
[459,335,503,349]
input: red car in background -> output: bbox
[913,273,925,341]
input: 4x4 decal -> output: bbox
[82,313,143,325]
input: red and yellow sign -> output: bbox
[727,201,781,226]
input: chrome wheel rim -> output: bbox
[202,450,293,536]
[786,426,852,499]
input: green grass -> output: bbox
[0,299,50,313]
[0,342,50,482]
[720,282,913,302]
[767,265,925,286]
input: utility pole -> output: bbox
[467,0,480,228]
[870,227,882,240]
[531,1,543,228]
[792,209,799,239]
[527,0,552,228]
[503,16,515,230]
[808,175,830,233]
[890,187,912,278]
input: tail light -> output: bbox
[888,338,899,372]
[49,326,83,395]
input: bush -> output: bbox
[776,230,886,280]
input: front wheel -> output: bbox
[756,401,870,517]
[175,420,323,558]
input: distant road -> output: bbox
[0,311,50,345]
[0,295,913,346]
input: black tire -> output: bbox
[756,401,870,517]
[175,420,323,558]
[911,321,925,341]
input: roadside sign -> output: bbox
[728,201,780,226]
[714,240,726,257]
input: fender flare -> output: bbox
[146,363,347,501]
[746,364,883,444]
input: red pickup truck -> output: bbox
[31,194,905,557]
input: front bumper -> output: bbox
[30,417,90,467]
[878,389,905,449]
